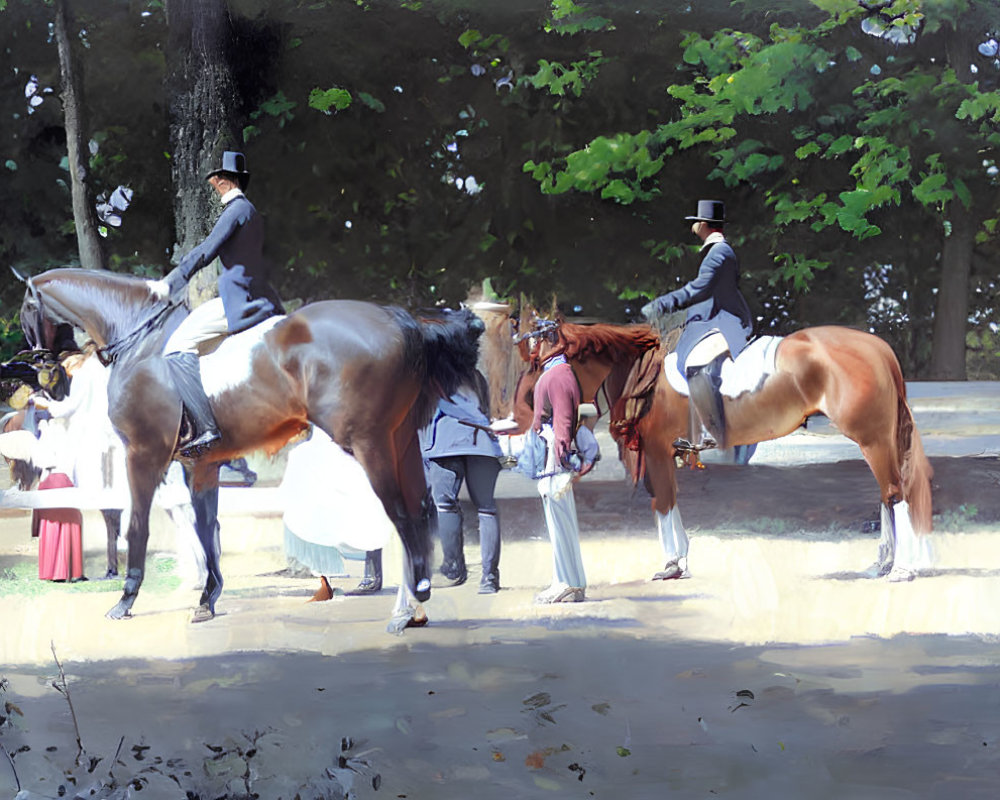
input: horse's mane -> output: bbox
[559,321,660,363]
[30,269,168,352]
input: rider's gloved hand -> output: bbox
[146,279,170,301]
[163,266,188,300]
[641,296,675,321]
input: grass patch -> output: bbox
[0,555,182,597]
[701,517,862,541]
[933,504,984,533]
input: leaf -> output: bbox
[308,87,352,113]
[912,172,953,206]
[616,746,631,757]
[458,29,481,49]
[356,92,385,113]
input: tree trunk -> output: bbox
[928,214,972,380]
[53,0,105,271]
[165,0,242,307]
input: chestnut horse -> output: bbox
[17,268,482,626]
[505,314,933,583]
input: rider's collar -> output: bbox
[701,231,726,250]
[220,188,245,205]
[542,354,568,371]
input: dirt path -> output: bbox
[2,452,1000,798]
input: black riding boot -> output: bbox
[346,549,383,595]
[685,354,727,450]
[165,351,221,458]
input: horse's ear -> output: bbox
[10,266,27,284]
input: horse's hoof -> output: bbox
[191,604,215,623]
[414,577,431,603]
[105,605,132,621]
[886,566,915,583]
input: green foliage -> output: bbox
[771,253,831,291]
[246,90,297,139]
[308,86,353,113]
[528,52,607,98]
[524,130,663,202]
[0,312,23,360]
[544,0,614,36]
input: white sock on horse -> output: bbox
[886,500,932,581]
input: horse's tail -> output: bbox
[390,307,484,427]
[896,377,933,535]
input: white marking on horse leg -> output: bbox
[870,502,895,576]
[887,500,928,581]
[656,506,689,573]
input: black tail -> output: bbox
[387,307,484,427]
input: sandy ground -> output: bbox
[2,398,1000,798]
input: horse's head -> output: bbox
[515,310,566,368]
[20,268,177,363]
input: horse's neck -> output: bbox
[571,358,615,403]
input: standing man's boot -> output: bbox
[346,549,383,595]
[165,351,221,458]
[686,354,728,450]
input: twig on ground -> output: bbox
[0,741,20,792]
[50,640,84,765]
[109,734,125,782]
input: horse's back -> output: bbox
[280,300,411,355]
[778,325,901,377]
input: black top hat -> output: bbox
[684,199,726,224]
[205,151,250,187]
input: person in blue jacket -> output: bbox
[420,371,504,594]
[642,200,753,450]
[147,151,283,457]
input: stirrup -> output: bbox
[178,429,221,458]
[672,437,716,453]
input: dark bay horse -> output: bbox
[505,314,934,583]
[18,268,482,626]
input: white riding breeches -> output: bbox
[685,330,729,370]
[164,297,229,354]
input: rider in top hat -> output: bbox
[148,150,283,458]
[641,199,753,451]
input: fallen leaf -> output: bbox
[523,692,551,709]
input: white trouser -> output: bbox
[537,425,586,589]
[164,297,228,354]
[685,330,729,370]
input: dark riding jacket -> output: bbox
[167,190,282,334]
[649,236,753,369]
[420,382,502,461]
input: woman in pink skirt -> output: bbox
[32,468,84,582]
